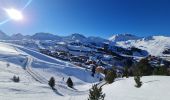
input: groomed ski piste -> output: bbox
[0,42,101,100]
[0,42,170,100]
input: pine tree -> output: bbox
[7,63,10,67]
[91,66,96,77]
[153,66,168,75]
[105,70,116,84]
[88,84,105,100]
[12,75,20,82]
[136,58,153,76]
[153,68,158,75]
[17,76,20,82]
[124,66,129,78]
[48,77,55,89]
[67,77,73,88]
[158,66,168,75]
[134,75,142,88]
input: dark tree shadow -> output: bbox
[144,80,160,83]
[52,88,64,96]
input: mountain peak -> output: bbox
[0,30,10,40]
[11,33,25,40]
[109,33,140,42]
[63,33,86,42]
[70,33,86,39]
[32,32,60,40]
[12,33,23,36]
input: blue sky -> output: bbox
[0,0,170,38]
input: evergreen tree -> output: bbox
[103,69,108,76]
[88,84,105,100]
[136,58,153,75]
[48,77,55,89]
[7,63,10,67]
[124,66,129,78]
[105,70,116,84]
[12,75,20,82]
[99,78,103,81]
[17,76,20,82]
[152,68,158,75]
[158,66,168,75]
[134,75,142,88]
[91,66,96,77]
[67,77,73,88]
[153,66,168,75]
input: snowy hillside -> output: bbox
[0,42,102,100]
[116,36,170,56]
[0,39,170,100]
[103,76,170,100]
[0,30,169,57]
[4,30,169,57]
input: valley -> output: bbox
[0,32,170,100]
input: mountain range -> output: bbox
[1,30,170,56]
[0,30,170,100]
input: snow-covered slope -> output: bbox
[0,42,170,100]
[103,76,170,100]
[0,42,102,99]
[116,36,170,56]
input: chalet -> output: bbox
[86,60,96,65]
[96,66,105,74]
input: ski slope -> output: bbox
[0,42,170,100]
[0,43,57,100]
[10,43,101,88]
[0,42,100,99]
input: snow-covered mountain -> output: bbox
[11,33,29,40]
[0,30,10,40]
[109,33,141,42]
[62,33,86,42]
[0,43,169,100]
[116,35,170,56]
[87,36,109,44]
[0,32,170,100]
[31,32,61,40]
[1,30,170,57]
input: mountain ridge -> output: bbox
[1,30,170,41]
[1,30,170,56]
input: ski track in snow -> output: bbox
[8,43,91,96]
[0,42,170,100]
